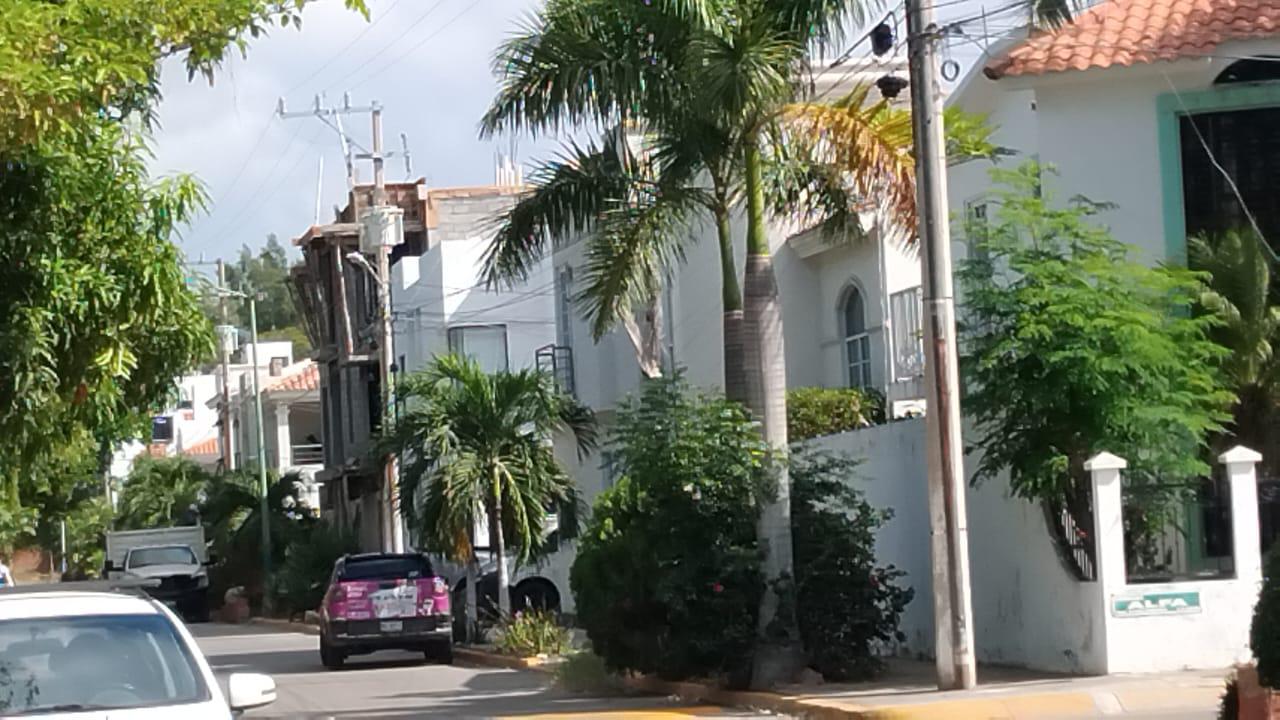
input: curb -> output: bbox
[454,647,558,673]
[249,617,320,636]
[620,675,1104,719]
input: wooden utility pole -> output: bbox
[217,259,234,471]
[279,93,408,553]
[905,0,977,690]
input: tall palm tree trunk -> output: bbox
[741,138,800,686]
[717,204,747,404]
[465,555,479,643]
[493,471,511,616]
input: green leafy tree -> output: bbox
[570,376,770,684]
[385,354,596,627]
[226,234,309,353]
[0,0,368,148]
[1189,229,1280,466]
[959,162,1232,568]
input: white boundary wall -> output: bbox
[811,419,1261,674]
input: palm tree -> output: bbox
[1190,229,1280,465]
[116,456,211,530]
[386,354,596,629]
[480,0,933,683]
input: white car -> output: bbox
[0,582,275,718]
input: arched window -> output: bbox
[843,287,872,388]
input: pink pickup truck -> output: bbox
[318,553,452,670]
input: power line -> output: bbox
[343,0,484,94]
[200,120,312,244]
[281,0,410,98]
[321,0,452,94]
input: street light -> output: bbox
[213,287,272,606]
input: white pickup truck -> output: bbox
[105,527,211,622]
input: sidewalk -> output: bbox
[688,659,1230,719]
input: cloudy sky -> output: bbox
[152,0,555,263]
[151,0,1000,264]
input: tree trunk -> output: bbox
[741,138,801,687]
[493,474,511,616]
[717,204,747,404]
[465,556,479,644]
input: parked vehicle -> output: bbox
[0,580,275,717]
[105,527,211,623]
[317,553,452,670]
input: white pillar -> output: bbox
[1219,445,1263,585]
[1085,450,1128,674]
[274,403,292,472]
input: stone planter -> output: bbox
[1237,664,1280,719]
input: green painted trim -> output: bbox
[1157,81,1280,265]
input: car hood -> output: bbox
[125,564,203,578]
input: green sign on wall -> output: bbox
[1111,591,1202,618]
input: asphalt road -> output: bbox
[191,623,776,719]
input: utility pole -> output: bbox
[248,297,272,605]
[279,93,409,554]
[905,0,977,690]
[217,259,234,472]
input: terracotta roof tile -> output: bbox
[986,0,1280,79]
[264,362,319,394]
[182,436,220,457]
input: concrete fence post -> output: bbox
[1084,451,1128,674]
[1219,445,1263,585]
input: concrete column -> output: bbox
[1219,445,1263,585]
[274,403,292,472]
[1085,450,1128,674]
[1086,451,1129,592]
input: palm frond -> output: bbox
[482,130,638,287]
[784,82,917,235]
[576,181,706,341]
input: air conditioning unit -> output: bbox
[359,206,405,254]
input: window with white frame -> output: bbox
[447,324,509,373]
[964,197,992,262]
[843,286,872,389]
[889,286,924,380]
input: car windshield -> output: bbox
[339,555,433,582]
[127,547,196,569]
[0,613,209,715]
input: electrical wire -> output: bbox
[199,120,314,244]
[281,0,410,98]
[342,0,485,94]
[321,0,452,94]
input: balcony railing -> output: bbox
[291,443,324,465]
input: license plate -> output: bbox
[379,620,403,633]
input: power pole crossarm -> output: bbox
[905,0,978,691]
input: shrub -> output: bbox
[787,387,885,442]
[554,652,620,694]
[792,452,913,680]
[273,522,359,616]
[1252,548,1280,687]
[571,376,769,683]
[495,610,570,657]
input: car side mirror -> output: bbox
[103,561,117,573]
[227,672,276,713]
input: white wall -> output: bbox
[810,420,1102,672]
[393,192,555,375]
